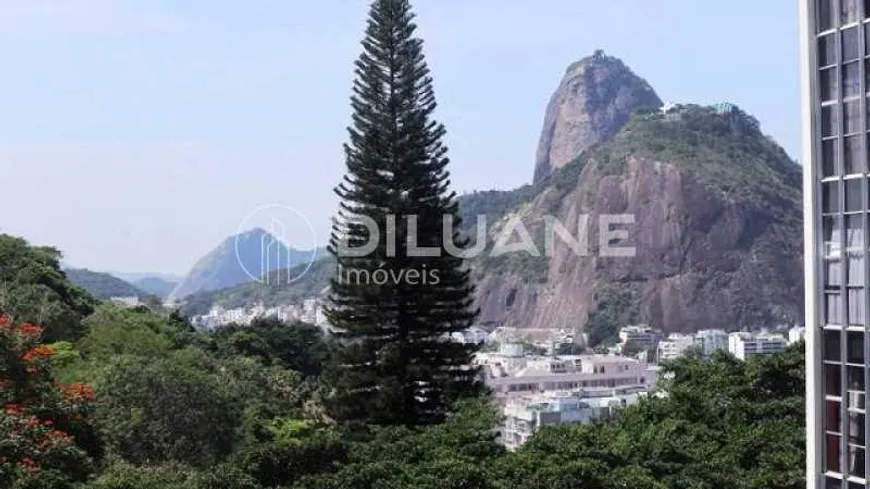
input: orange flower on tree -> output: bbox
[21,346,54,363]
[16,324,42,338]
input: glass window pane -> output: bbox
[849,410,866,443]
[824,139,839,177]
[830,399,844,432]
[830,259,845,288]
[846,136,864,174]
[848,289,866,325]
[825,181,842,213]
[848,331,865,363]
[846,178,863,210]
[828,329,844,360]
[848,366,866,407]
[823,67,840,102]
[828,433,843,472]
[822,33,838,67]
[824,105,840,137]
[843,0,860,24]
[827,216,843,256]
[829,292,845,325]
[848,444,865,478]
[846,100,861,134]
[820,0,836,30]
[845,62,861,98]
[826,477,843,489]
[828,362,844,397]
[844,27,861,62]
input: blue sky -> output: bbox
[0,0,799,275]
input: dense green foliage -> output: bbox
[64,269,146,300]
[0,235,96,342]
[0,231,807,488]
[325,0,482,427]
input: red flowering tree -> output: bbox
[0,314,94,487]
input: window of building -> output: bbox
[822,33,838,67]
[843,0,860,24]
[827,329,844,361]
[826,216,843,256]
[845,62,861,98]
[823,67,840,102]
[846,179,864,210]
[848,443,865,478]
[846,136,864,174]
[848,365,866,395]
[828,433,843,473]
[845,100,862,134]
[848,289,867,325]
[828,362,844,397]
[820,0,836,31]
[824,140,840,177]
[823,105,840,137]
[830,399,844,432]
[829,258,845,287]
[828,292,844,325]
[825,181,842,214]
[844,27,861,62]
[847,331,864,363]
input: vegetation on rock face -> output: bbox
[585,285,639,348]
[0,235,96,342]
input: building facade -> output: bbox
[801,1,870,487]
[500,388,646,451]
[695,329,730,357]
[657,333,696,361]
[727,332,788,361]
[476,353,655,399]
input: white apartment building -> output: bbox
[657,333,696,361]
[694,329,729,357]
[478,352,655,399]
[618,325,663,352]
[728,332,788,361]
[501,388,647,450]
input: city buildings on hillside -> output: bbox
[191,298,328,329]
[657,333,696,361]
[501,388,647,450]
[109,296,142,308]
[727,332,789,361]
[800,1,870,487]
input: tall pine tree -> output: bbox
[325,0,482,427]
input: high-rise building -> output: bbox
[802,1,870,487]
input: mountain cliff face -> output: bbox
[168,228,318,301]
[533,51,663,184]
[469,103,802,340]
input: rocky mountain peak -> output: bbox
[533,50,663,183]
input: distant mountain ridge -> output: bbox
[65,268,147,299]
[132,277,178,298]
[168,228,323,302]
